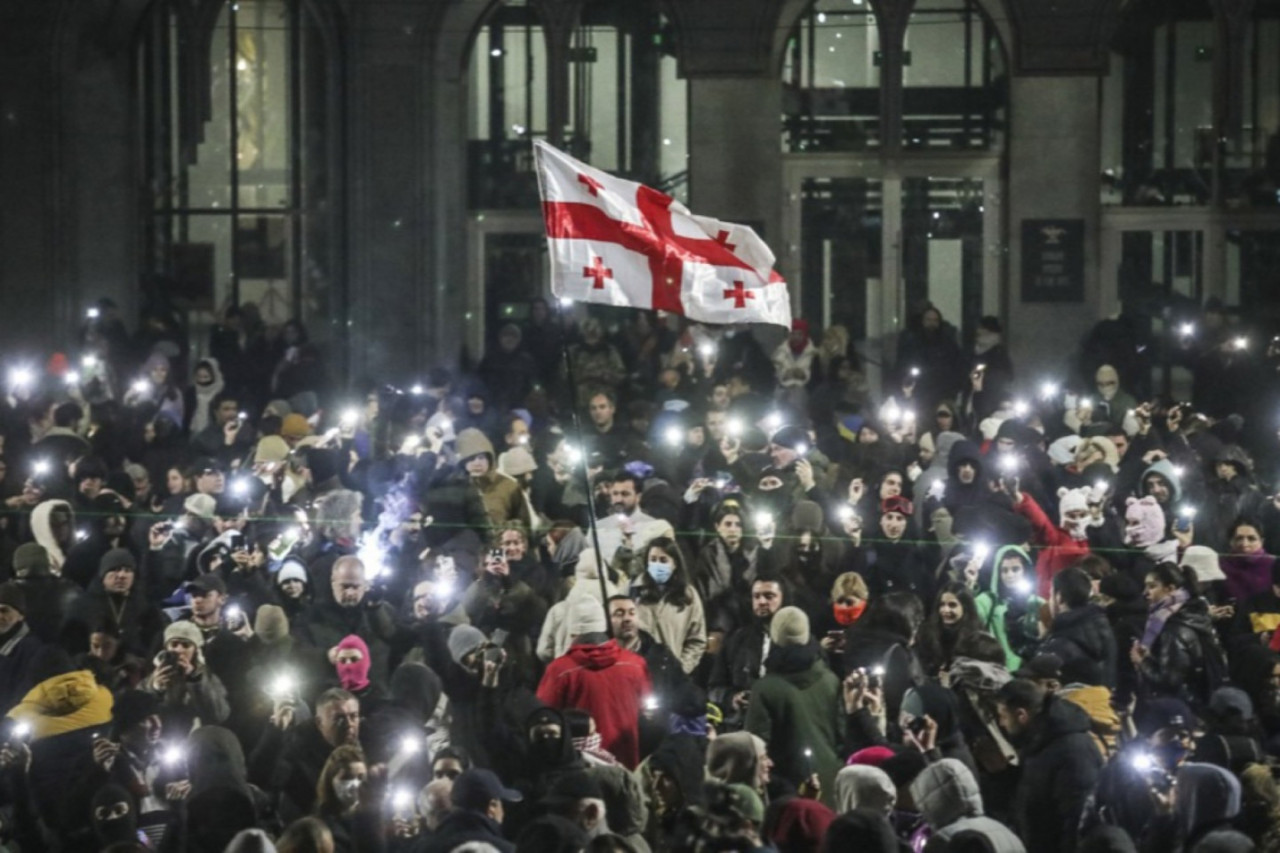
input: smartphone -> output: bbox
[158,649,180,670]
[908,716,928,736]
[1173,515,1192,534]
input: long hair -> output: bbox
[314,745,365,815]
[633,536,695,608]
[914,582,982,673]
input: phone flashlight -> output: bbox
[754,511,774,530]
[664,426,683,447]
[340,409,359,429]
[1013,399,1029,417]
[400,734,422,756]
[86,307,101,320]
[644,695,660,712]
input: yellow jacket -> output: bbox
[6,670,113,741]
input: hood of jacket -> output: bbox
[188,725,249,798]
[1176,762,1241,840]
[390,662,443,722]
[552,527,588,574]
[566,639,623,671]
[988,544,1033,598]
[910,758,984,829]
[834,765,896,814]
[947,440,986,483]
[456,428,495,463]
[9,669,114,740]
[707,731,764,788]
[31,500,73,568]
[1141,458,1183,505]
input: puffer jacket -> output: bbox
[974,545,1045,672]
[909,758,1027,852]
[536,640,651,769]
[1011,696,1102,853]
[456,428,531,530]
[1039,603,1118,688]
[7,669,113,740]
[1138,596,1228,704]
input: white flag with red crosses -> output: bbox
[534,140,792,328]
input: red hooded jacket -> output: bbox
[1013,492,1091,598]
[536,640,651,768]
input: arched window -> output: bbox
[138,0,340,333]
[782,0,881,151]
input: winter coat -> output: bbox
[909,758,1026,853]
[1011,696,1102,853]
[0,623,43,714]
[708,620,770,706]
[537,555,619,662]
[145,651,231,733]
[536,640,651,769]
[1013,492,1091,598]
[1137,596,1228,705]
[974,545,1045,672]
[693,536,765,635]
[1039,603,1118,688]
[773,340,817,389]
[745,645,843,803]
[455,428,532,531]
[1221,553,1278,608]
[6,668,113,740]
[249,719,337,821]
[635,589,707,674]
[417,809,515,853]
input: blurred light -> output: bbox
[663,426,683,447]
[410,384,425,396]
[1039,381,1059,401]
[340,409,359,428]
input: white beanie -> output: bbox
[769,606,810,647]
[1057,487,1090,527]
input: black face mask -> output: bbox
[92,785,137,846]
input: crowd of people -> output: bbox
[0,294,1279,853]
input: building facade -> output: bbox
[0,0,1274,386]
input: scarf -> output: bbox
[1142,588,1190,649]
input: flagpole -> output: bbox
[556,301,615,640]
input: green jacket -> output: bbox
[744,649,842,806]
[974,545,1044,672]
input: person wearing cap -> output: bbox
[536,594,652,770]
[179,572,254,726]
[744,606,841,803]
[9,541,78,645]
[421,767,522,853]
[0,581,43,714]
[145,620,230,732]
[994,678,1101,853]
[66,548,165,658]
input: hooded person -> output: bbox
[456,427,532,531]
[944,440,992,516]
[770,798,838,853]
[29,499,76,577]
[1140,458,1184,514]
[707,731,771,798]
[647,735,709,843]
[361,661,445,783]
[833,765,897,815]
[1123,496,1178,565]
[537,549,619,662]
[1159,763,1252,852]
[331,633,387,712]
[744,607,842,803]
[169,726,264,853]
[908,758,1027,852]
[974,545,1046,672]
[186,357,227,436]
[535,596,651,769]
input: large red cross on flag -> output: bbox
[534,140,792,328]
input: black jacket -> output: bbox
[708,621,769,705]
[1137,597,1227,705]
[416,809,514,853]
[1040,604,1118,688]
[1012,696,1103,853]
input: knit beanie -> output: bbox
[275,560,308,587]
[280,413,312,440]
[1048,435,1082,467]
[498,446,537,477]
[769,425,810,454]
[164,620,205,648]
[0,583,26,615]
[790,500,825,532]
[447,624,487,666]
[769,606,810,647]
[12,543,50,578]
[567,596,607,639]
[254,605,289,644]
[1124,496,1166,548]
[1057,487,1090,527]
[253,435,290,465]
[99,548,137,576]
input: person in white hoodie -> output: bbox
[537,549,619,662]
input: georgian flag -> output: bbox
[534,140,792,328]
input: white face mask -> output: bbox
[333,777,361,808]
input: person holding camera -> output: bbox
[146,621,230,734]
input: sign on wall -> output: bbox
[1021,219,1085,303]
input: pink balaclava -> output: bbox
[1124,496,1166,548]
[334,634,371,692]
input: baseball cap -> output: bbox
[452,768,523,812]
[542,770,603,806]
[1015,653,1064,682]
[185,574,227,596]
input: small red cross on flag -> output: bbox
[534,140,790,327]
